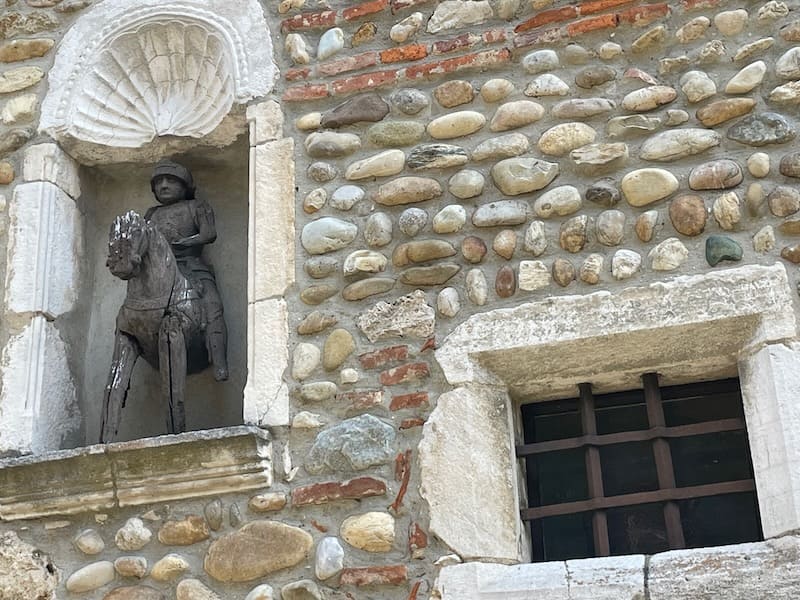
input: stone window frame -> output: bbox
[424,263,800,597]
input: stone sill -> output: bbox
[0,426,272,521]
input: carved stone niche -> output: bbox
[1,0,292,455]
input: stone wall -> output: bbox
[3,0,800,598]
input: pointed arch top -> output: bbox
[40,0,277,150]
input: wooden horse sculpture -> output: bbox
[100,211,208,442]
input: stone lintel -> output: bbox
[0,426,272,521]
[247,99,284,146]
[22,143,81,200]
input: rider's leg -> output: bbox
[200,282,229,381]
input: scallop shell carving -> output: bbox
[68,20,235,147]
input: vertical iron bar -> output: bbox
[579,383,610,556]
[643,372,686,550]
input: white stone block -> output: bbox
[243,298,289,427]
[5,182,81,319]
[567,555,645,599]
[419,386,520,563]
[740,342,800,537]
[436,561,568,600]
[250,139,295,301]
[22,143,81,200]
[0,316,81,455]
[247,100,283,146]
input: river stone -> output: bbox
[74,529,105,555]
[664,111,690,129]
[649,238,689,270]
[496,265,516,298]
[472,133,529,161]
[400,263,460,285]
[612,249,642,280]
[524,73,569,97]
[295,112,321,130]
[427,111,485,139]
[676,16,710,42]
[330,185,364,211]
[393,239,457,266]
[298,312,337,336]
[323,329,355,371]
[116,518,152,551]
[346,149,405,180]
[754,226,775,253]
[632,25,666,53]
[306,414,395,473]
[301,218,358,255]
[689,159,743,190]
[748,152,770,177]
[340,512,395,552]
[176,579,221,600]
[490,100,545,132]
[552,98,615,120]
[317,27,344,61]
[596,210,625,246]
[390,88,428,115]
[491,157,559,195]
[0,38,53,63]
[782,244,800,262]
[304,132,361,158]
[301,284,338,305]
[322,92,389,128]
[518,260,549,291]
[727,113,796,146]
[715,9,748,35]
[308,162,337,183]
[492,229,517,260]
[538,122,596,156]
[433,204,467,233]
[407,143,469,169]
[437,287,461,317]
[781,19,800,41]
[696,98,755,127]
[293,343,320,381]
[598,41,623,59]
[0,161,12,184]
[570,142,628,173]
[635,210,660,242]
[303,188,327,214]
[697,39,726,63]
[607,114,661,137]
[352,22,377,46]
[105,586,165,600]
[427,0,493,33]
[622,86,676,111]
[300,382,338,403]
[776,47,800,79]
[768,186,800,216]
[680,70,716,103]
[365,212,393,247]
[725,61,766,94]
[316,537,344,580]
[624,67,659,85]
[356,290,435,342]
[343,250,387,276]
[66,561,115,593]
[576,254,602,284]
[158,516,209,546]
[114,556,147,578]
[462,236,488,263]
[305,257,338,279]
[449,169,484,198]
[0,66,43,94]
[706,235,742,266]
[481,78,514,102]
[472,200,529,226]
[533,185,581,218]
[713,191,741,230]
[559,215,588,253]
[434,80,475,107]
[466,268,488,305]
[245,585,275,600]
[366,121,425,147]
[374,177,442,205]
[621,168,679,206]
[747,182,767,216]
[399,207,428,236]
[523,221,548,256]
[574,66,615,89]
[780,153,800,177]
[391,12,423,42]
[282,580,322,600]
[733,37,773,62]
[640,129,721,162]
[522,49,559,74]
[770,81,800,104]
[551,258,575,287]
[0,128,31,158]
[586,178,620,207]
[670,195,707,236]
[342,278,395,301]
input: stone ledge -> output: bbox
[0,426,272,521]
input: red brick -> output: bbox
[390,392,429,411]
[409,522,428,552]
[515,5,578,33]
[431,33,480,54]
[390,0,432,13]
[617,3,670,26]
[400,417,425,429]
[391,451,412,514]
[566,13,618,36]
[311,519,329,532]
[380,362,430,385]
[342,0,389,20]
[513,26,564,48]
[578,0,635,15]
[419,337,436,353]
[482,28,508,44]
[282,83,329,101]
[337,389,384,411]
[408,581,423,600]
[280,10,337,32]
[380,43,428,63]
[340,565,408,586]
[317,51,378,77]
[292,476,387,506]
[359,345,409,370]
[286,67,311,81]
[331,69,399,95]
[404,48,511,80]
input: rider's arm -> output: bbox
[172,199,217,248]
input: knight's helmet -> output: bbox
[150,160,196,200]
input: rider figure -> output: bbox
[145,160,229,381]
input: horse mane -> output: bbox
[110,210,147,242]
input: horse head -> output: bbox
[107,210,149,280]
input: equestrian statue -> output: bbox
[100,161,228,443]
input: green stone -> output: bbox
[367,121,426,147]
[705,235,743,266]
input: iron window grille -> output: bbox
[517,373,762,562]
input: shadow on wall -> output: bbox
[68,136,249,444]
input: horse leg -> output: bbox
[159,314,186,434]
[100,332,139,443]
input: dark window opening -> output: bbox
[518,374,762,562]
